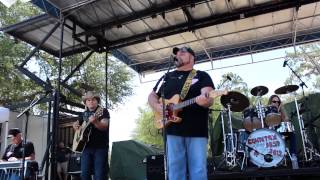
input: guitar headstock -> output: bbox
[208,89,228,98]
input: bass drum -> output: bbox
[246,129,285,168]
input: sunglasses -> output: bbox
[272,101,280,104]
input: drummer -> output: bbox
[268,95,298,163]
[268,95,288,122]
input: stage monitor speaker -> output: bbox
[68,152,81,173]
[146,154,164,180]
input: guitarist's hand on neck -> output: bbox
[196,87,214,108]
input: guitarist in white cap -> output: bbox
[72,91,110,180]
[148,46,222,180]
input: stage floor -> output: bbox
[209,166,320,179]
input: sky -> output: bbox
[108,46,307,144]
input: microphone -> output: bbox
[220,75,232,88]
[171,55,178,61]
[283,60,288,67]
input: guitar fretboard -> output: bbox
[173,97,196,110]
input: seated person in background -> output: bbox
[57,141,71,180]
[2,128,35,161]
[268,95,298,168]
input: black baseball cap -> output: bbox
[8,128,21,137]
[173,46,195,57]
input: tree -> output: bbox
[36,52,134,109]
[216,72,249,95]
[284,43,320,90]
[0,2,134,110]
[0,1,42,105]
[132,106,163,147]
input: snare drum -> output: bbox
[243,108,262,132]
[277,121,295,135]
[246,129,285,168]
[265,106,281,127]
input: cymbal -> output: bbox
[251,86,268,96]
[220,91,249,112]
[274,85,299,94]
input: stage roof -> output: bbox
[1,0,320,74]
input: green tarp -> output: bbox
[110,140,162,180]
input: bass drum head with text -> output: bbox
[246,129,285,168]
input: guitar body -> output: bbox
[72,121,92,152]
[72,107,103,152]
[153,90,227,129]
[154,95,183,129]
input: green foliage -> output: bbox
[284,43,320,90]
[0,2,134,110]
[216,72,249,95]
[0,1,41,26]
[0,2,42,105]
[35,52,134,109]
[132,106,163,147]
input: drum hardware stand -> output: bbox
[208,109,217,171]
[255,92,265,129]
[220,105,237,168]
[238,150,247,171]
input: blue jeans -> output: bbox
[167,135,208,180]
[81,147,108,180]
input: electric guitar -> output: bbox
[154,90,227,129]
[72,107,103,152]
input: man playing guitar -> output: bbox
[148,46,215,180]
[73,91,110,180]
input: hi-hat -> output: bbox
[220,91,249,112]
[251,86,268,96]
[274,85,299,94]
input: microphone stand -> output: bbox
[17,91,51,180]
[160,57,174,180]
[284,61,308,96]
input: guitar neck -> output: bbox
[172,90,226,111]
[173,97,196,110]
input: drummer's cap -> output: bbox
[8,128,21,137]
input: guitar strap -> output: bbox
[180,69,197,100]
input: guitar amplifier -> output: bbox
[146,154,164,180]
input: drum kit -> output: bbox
[218,84,320,170]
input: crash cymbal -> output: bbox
[274,85,299,94]
[220,91,249,112]
[251,86,269,96]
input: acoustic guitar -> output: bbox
[154,90,227,129]
[72,107,103,152]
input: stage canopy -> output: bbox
[1,0,320,74]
